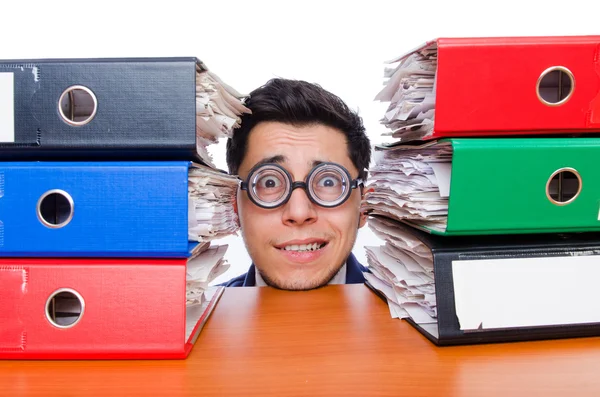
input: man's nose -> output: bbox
[281,186,317,226]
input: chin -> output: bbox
[263,269,337,291]
[273,278,329,291]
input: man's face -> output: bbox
[236,121,367,290]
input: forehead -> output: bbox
[240,121,356,177]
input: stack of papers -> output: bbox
[185,285,223,343]
[374,43,437,143]
[363,216,437,328]
[186,245,229,307]
[185,244,229,342]
[188,164,240,242]
[195,62,251,167]
[363,141,452,233]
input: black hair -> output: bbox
[226,78,371,179]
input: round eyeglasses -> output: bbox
[239,162,364,209]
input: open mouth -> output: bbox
[276,242,328,252]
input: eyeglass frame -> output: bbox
[239,162,364,209]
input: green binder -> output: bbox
[371,138,600,236]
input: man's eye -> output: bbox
[317,176,340,188]
[259,177,282,189]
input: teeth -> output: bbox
[283,243,324,252]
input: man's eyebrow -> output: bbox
[251,157,329,171]
[253,155,287,168]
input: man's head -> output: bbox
[226,78,371,290]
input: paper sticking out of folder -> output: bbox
[363,216,437,328]
[364,221,436,327]
[188,163,240,242]
[195,63,251,167]
[362,141,451,233]
[186,244,229,307]
[185,285,224,343]
[374,42,437,144]
[185,243,229,341]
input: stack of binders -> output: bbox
[0,57,247,358]
[363,35,600,345]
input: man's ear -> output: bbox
[358,186,373,229]
[358,210,368,229]
[232,191,241,227]
[232,195,239,215]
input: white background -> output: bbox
[2,0,598,283]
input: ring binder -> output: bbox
[0,161,239,257]
[364,216,600,346]
[365,137,600,235]
[376,35,600,143]
[0,57,249,165]
[0,258,225,359]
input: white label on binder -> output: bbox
[0,73,15,143]
[452,254,600,331]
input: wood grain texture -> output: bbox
[1,284,600,396]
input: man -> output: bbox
[222,78,371,290]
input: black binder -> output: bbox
[365,216,600,346]
[0,57,206,161]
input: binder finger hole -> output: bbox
[45,288,85,328]
[536,66,575,106]
[546,168,581,206]
[37,189,74,228]
[58,85,97,126]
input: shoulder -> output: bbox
[345,253,370,284]
[218,264,257,287]
[219,273,247,287]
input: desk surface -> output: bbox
[2,284,600,396]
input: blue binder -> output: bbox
[0,161,204,257]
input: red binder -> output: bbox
[0,258,224,359]
[382,35,600,139]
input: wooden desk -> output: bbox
[1,284,600,396]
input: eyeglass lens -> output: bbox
[309,166,348,203]
[252,167,288,204]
